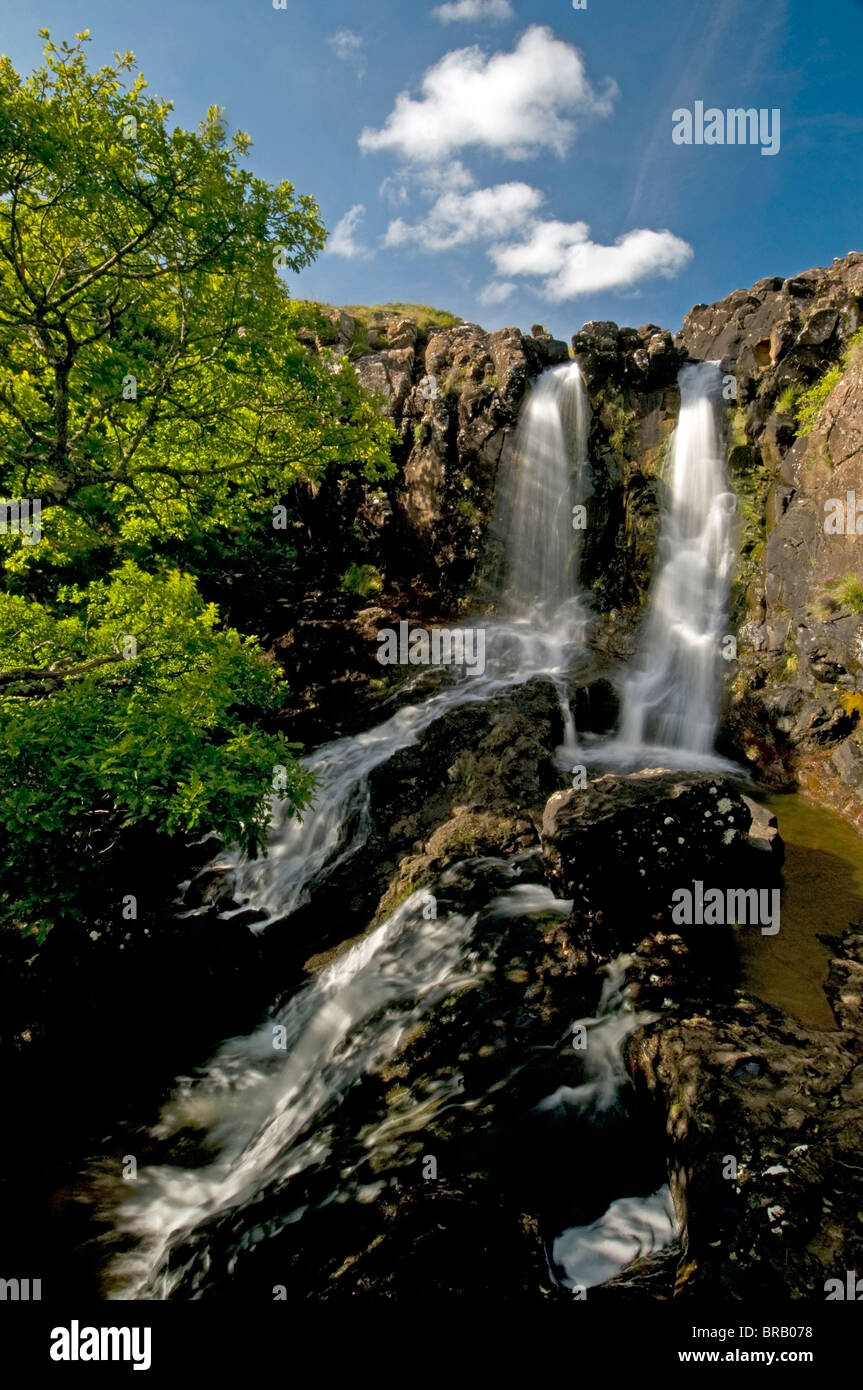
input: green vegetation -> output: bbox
[794,327,863,436]
[341,563,384,597]
[730,407,749,448]
[775,384,799,417]
[456,497,483,527]
[825,573,863,615]
[443,365,468,398]
[795,363,844,436]
[0,33,396,937]
[598,390,638,457]
[728,444,771,618]
[0,567,314,940]
[344,302,460,333]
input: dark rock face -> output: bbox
[541,770,774,955]
[676,253,863,825]
[568,321,686,616]
[676,259,862,380]
[252,677,569,967]
[303,311,572,609]
[624,926,863,1301]
[534,769,863,1300]
[368,677,566,919]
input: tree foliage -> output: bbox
[0,33,397,935]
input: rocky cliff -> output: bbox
[295,254,863,826]
[677,254,863,828]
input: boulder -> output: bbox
[541,770,780,953]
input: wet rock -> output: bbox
[741,795,784,861]
[570,677,620,735]
[370,678,566,918]
[624,925,863,1300]
[541,771,776,953]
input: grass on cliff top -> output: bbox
[300,301,462,360]
[343,303,462,331]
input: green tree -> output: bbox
[0,566,315,939]
[0,31,394,569]
[0,33,397,936]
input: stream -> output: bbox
[66,358,860,1300]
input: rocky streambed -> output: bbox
[32,674,859,1303]
[5,253,863,1304]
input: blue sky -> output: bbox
[3,0,863,338]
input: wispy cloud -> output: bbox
[433,0,514,23]
[327,29,366,79]
[625,0,785,224]
[360,25,617,163]
[328,204,372,259]
[379,159,476,208]
[478,279,517,305]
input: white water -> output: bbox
[95,360,681,1297]
[553,1186,677,1292]
[187,362,591,928]
[539,956,679,1290]
[106,872,500,1297]
[608,361,737,768]
[538,955,655,1116]
[492,360,590,619]
[205,613,585,928]
[106,899,673,1300]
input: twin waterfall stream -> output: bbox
[95,360,734,1299]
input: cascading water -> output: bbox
[189,361,591,929]
[104,873,497,1297]
[84,359,675,1300]
[492,360,590,621]
[539,957,677,1290]
[615,361,737,762]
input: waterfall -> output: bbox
[87,361,650,1300]
[104,875,496,1297]
[492,360,590,621]
[616,361,736,761]
[189,361,591,929]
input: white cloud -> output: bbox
[491,218,590,276]
[488,222,694,300]
[478,279,517,305]
[433,0,514,22]
[328,29,366,78]
[384,181,543,251]
[328,204,372,259]
[359,25,617,162]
